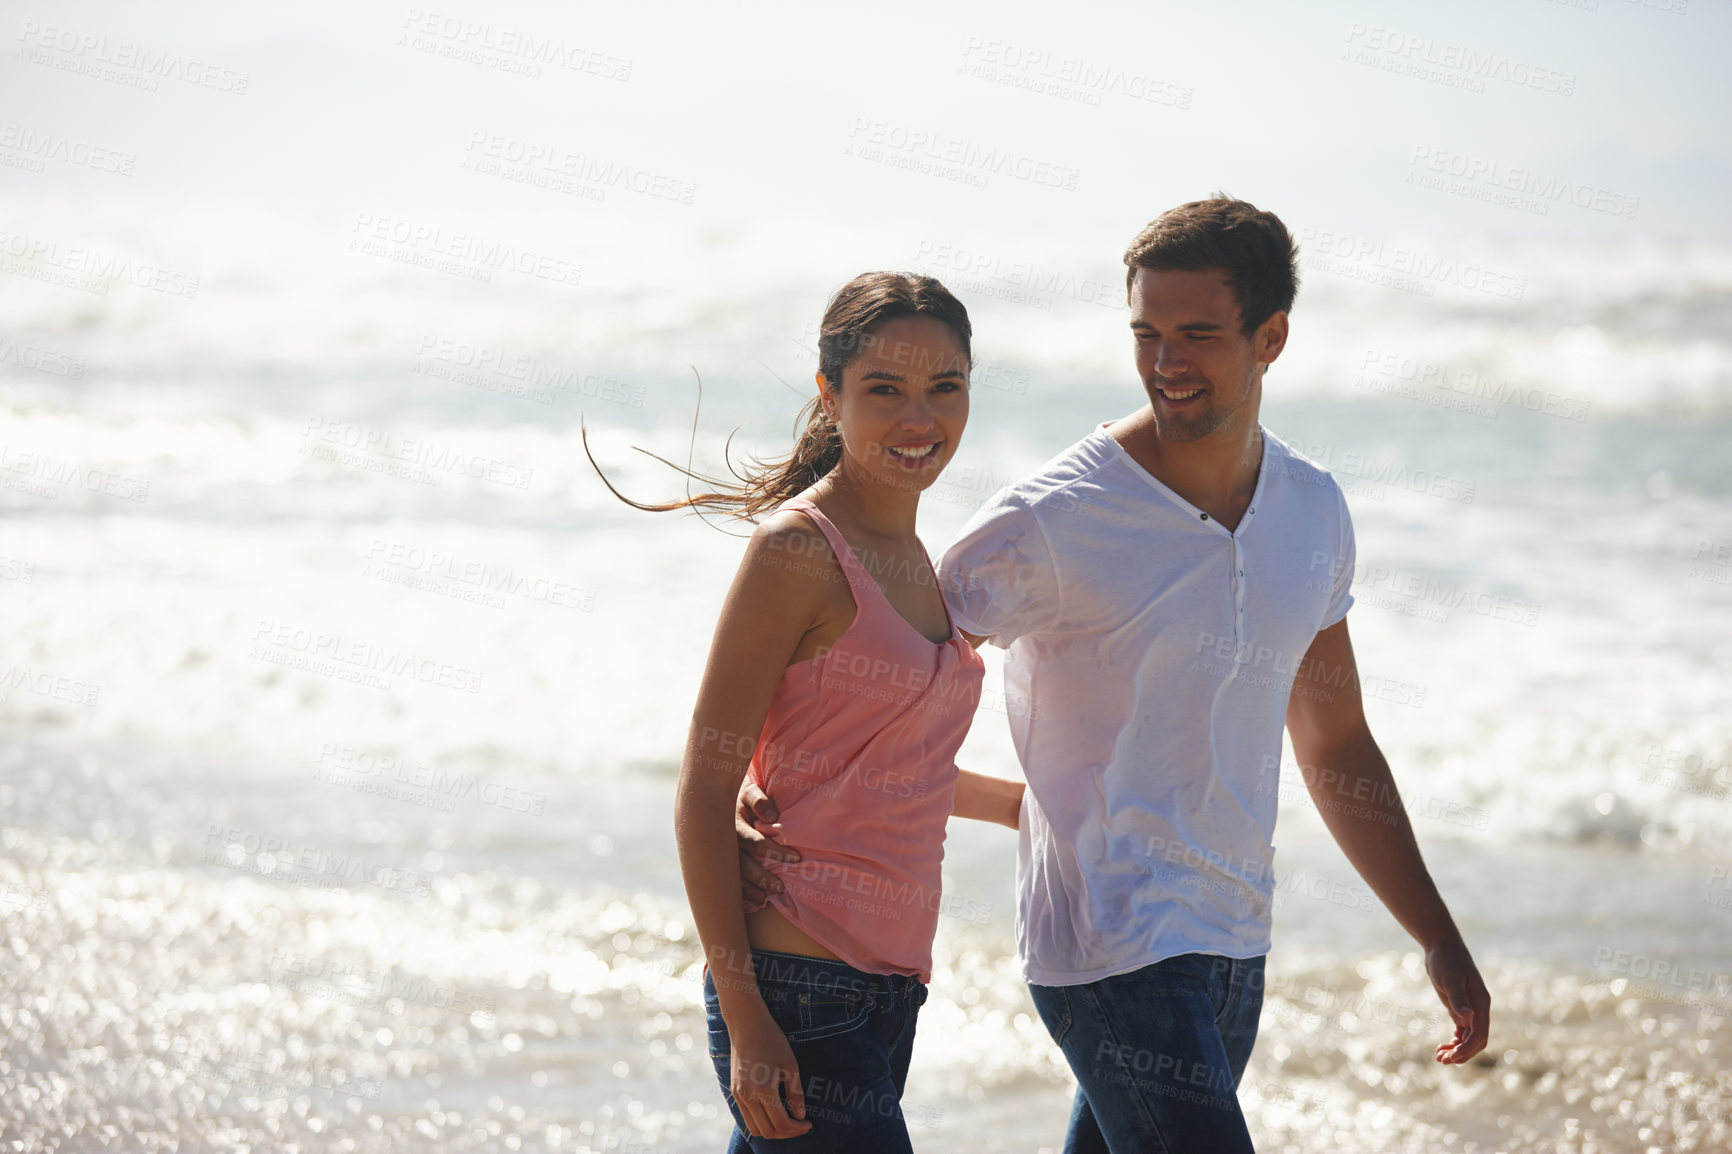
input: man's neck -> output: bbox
[1107,411,1265,532]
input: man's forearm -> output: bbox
[1296,730,1463,951]
[952,769,1023,829]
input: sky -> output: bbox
[3,0,1727,245]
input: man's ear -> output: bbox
[1258,311,1290,366]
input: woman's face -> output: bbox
[819,315,970,495]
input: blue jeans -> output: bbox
[1029,952,1266,1154]
[703,949,927,1152]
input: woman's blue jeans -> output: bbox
[1028,952,1266,1154]
[703,949,927,1152]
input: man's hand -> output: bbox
[1426,938,1491,1064]
[736,778,800,905]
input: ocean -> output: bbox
[2,197,1730,1152]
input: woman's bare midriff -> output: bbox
[745,903,843,961]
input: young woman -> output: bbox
[590,272,1021,1150]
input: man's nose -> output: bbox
[1154,342,1191,376]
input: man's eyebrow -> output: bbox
[1129,320,1227,332]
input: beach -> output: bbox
[2,193,1730,1150]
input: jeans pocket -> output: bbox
[783,984,873,1042]
[702,972,732,1060]
[1031,984,1072,1047]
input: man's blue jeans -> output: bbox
[1028,952,1265,1153]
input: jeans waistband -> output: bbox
[735,948,923,1001]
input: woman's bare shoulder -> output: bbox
[742,506,840,580]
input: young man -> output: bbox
[742,197,1490,1152]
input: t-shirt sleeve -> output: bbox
[1321,483,1356,629]
[937,492,1063,648]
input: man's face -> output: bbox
[1128,267,1286,444]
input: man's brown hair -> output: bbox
[1123,194,1299,335]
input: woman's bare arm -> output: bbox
[674,512,834,1136]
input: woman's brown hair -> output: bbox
[583,271,972,522]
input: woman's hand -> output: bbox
[728,1009,811,1138]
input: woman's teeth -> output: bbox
[888,443,937,459]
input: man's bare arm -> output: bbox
[952,768,1023,829]
[1286,617,1491,1065]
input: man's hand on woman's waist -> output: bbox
[737,778,801,905]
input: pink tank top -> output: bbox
[747,497,985,983]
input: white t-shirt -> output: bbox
[938,422,1356,985]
